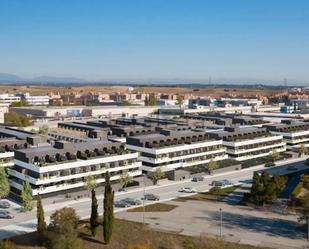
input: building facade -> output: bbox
[264,120,309,151]
[9,140,142,198]
[209,127,286,161]
[126,129,227,173]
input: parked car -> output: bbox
[0,210,9,215]
[121,198,142,205]
[305,158,309,166]
[114,200,131,208]
[264,162,275,168]
[221,179,233,186]
[141,193,160,201]
[192,176,204,182]
[178,187,197,193]
[287,165,297,171]
[0,201,10,209]
[0,212,13,219]
[211,181,223,187]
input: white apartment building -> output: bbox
[208,127,286,161]
[9,140,141,198]
[0,127,44,167]
[126,129,227,173]
[0,94,21,107]
[264,120,309,151]
[20,93,50,106]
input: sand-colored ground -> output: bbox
[0,84,281,98]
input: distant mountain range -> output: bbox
[0,73,87,84]
[0,72,306,88]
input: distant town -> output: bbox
[0,84,308,249]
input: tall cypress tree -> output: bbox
[90,189,99,236]
[36,195,46,238]
[103,172,114,244]
[0,167,10,199]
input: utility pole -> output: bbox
[307,216,309,249]
[219,208,223,238]
[142,173,146,227]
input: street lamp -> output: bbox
[219,208,223,238]
[307,216,309,248]
[142,173,146,227]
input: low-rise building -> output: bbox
[0,127,45,167]
[126,129,227,173]
[264,120,309,151]
[19,93,50,106]
[208,127,286,161]
[9,140,142,198]
[0,94,21,107]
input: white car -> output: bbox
[178,187,197,193]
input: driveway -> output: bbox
[116,198,307,249]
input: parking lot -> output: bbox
[116,187,307,249]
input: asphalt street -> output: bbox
[0,157,307,240]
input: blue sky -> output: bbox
[0,0,308,83]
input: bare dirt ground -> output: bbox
[0,84,280,98]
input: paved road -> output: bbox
[0,157,307,240]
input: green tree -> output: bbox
[10,100,29,107]
[46,207,82,249]
[36,195,46,236]
[148,94,157,106]
[144,96,149,106]
[0,240,15,249]
[248,172,286,205]
[207,160,218,174]
[21,182,33,211]
[38,125,49,135]
[103,172,114,244]
[85,175,98,191]
[0,167,10,199]
[4,112,33,127]
[152,167,164,185]
[176,96,184,106]
[119,169,133,190]
[298,144,307,157]
[84,175,99,237]
[271,149,279,163]
[90,189,99,237]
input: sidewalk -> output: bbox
[39,156,307,211]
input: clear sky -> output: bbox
[0,0,308,83]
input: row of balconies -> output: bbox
[230,140,283,151]
[38,159,136,179]
[224,132,272,142]
[32,147,129,167]
[230,146,285,157]
[143,135,216,148]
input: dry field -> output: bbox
[0,84,280,98]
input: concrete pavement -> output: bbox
[0,157,307,242]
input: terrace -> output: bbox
[15,141,130,167]
[128,130,219,149]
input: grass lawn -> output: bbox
[9,218,273,249]
[127,203,177,212]
[175,186,238,202]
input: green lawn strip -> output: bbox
[127,203,178,212]
[179,186,238,202]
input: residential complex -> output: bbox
[8,140,141,198]
[264,120,309,151]
[208,127,286,161]
[0,127,44,167]
[1,107,308,200]
[126,129,227,173]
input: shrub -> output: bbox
[127,245,151,249]
[209,186,223,195]
[0,240,15,249]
